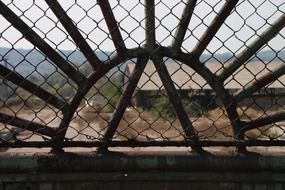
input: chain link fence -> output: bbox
[0,0,285,153]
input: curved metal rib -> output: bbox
[53,51,131,143]
[170,51,216,85]
[170,51,245,150]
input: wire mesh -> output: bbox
[0,0,285,152]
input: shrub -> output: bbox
[152,95,175,118]
[151,93,203,118]
[95,81,122,112]
[134,90,147,108]
[182,96,203,117]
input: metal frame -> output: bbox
[0,0,285,154]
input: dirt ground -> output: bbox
[0,105,233,142]
[1,105,285,154]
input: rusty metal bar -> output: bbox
[191,0,239,57]
[0,64,68,110]
[0,2,87,85]
[145,0,156,49]
[218,14,285,81]
[171,0,197,53]
[53,87,92,145]
[84,48,143,89]
[0,0,284,150]
[241,112,285,133]
[52,49,133,145]
[0,113,56,137]
[45,0,102,71]
[210,81,246,151]
[151,53,202,150]
[221,91,245,144]
[101,55,148,145]
[234,66,285,103]
[169,51,217,86]
[3,139,285,148]
[103,48,145,71]
[170,51,245,151]
[97,0,126,54]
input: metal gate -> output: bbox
[0,0,285,154]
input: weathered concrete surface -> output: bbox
[2,182,285,190]
[1,151,285,190]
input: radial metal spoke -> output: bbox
[0,1,87,85]
[145,0,156,49]
[0,113,56,137]
[218,14,285,82]
[45,0,103,71]
[97,0,126,54]
[152,53,199,143]
[241,112,285,133]
[234,66,285,103]
[0,64,68,111]
[192,0,239,57]
[171,0,197,53]
[222,93,245,140]
[170,51,245,150]
[101,55,148,144]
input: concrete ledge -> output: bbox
[1,172,285,183]
[1,151,285,190]
[1,151,285,173]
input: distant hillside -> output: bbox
[0,47,110,77]
[0,47,284,77]
[200,50,285,62]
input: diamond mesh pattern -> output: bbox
[0,0,285,152]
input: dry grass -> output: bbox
[0,104,283,143]
[207,106,261,120]
[192,117,233,140]
[0,104,61,142]
[75,106,237,141]
[74,107,183,141]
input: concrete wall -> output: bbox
[1,151,285,190]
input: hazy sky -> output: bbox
[0,0,284,54]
